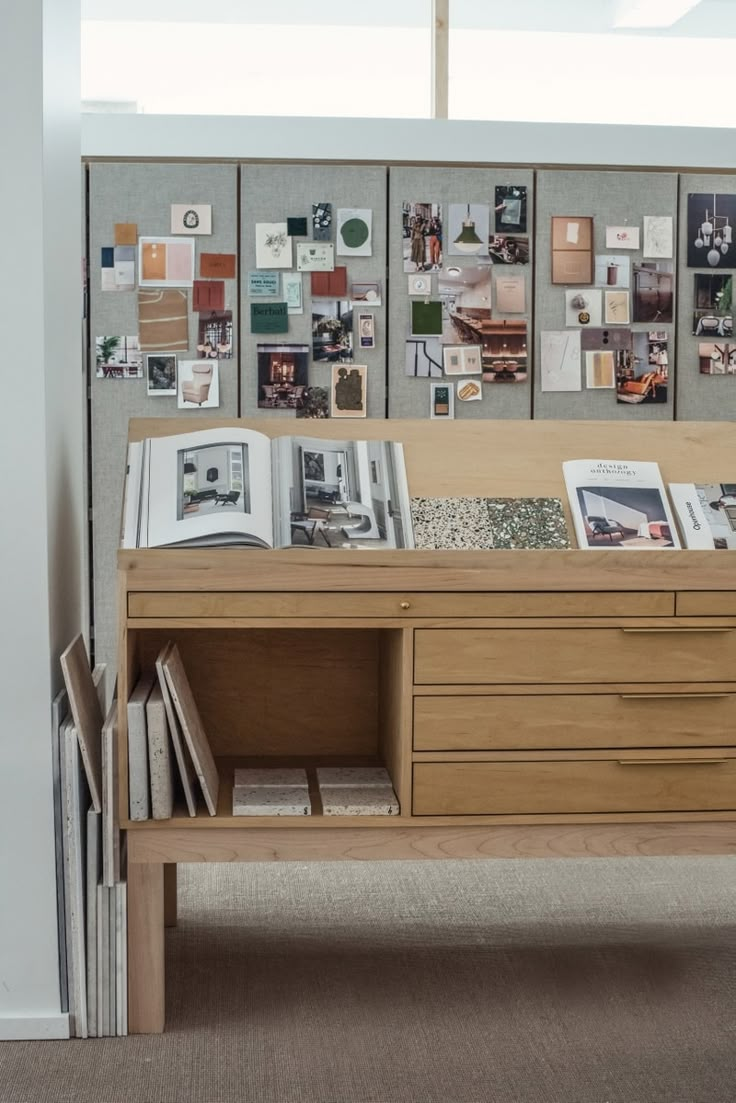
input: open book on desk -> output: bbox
[122,426,414,550]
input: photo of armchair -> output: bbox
[181,363,213,406]
[586,515,626,543]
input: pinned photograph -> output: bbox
[312,202,332,241]
[146,354,177,396]
[698,343,736,375]
[179,442,249,518]
[257,343,309,410]
[687,193,736,268]
[177,360,219,408]
[197,310,233,359]
[540,330,582,392]
[171,204,212,235]
[605,225,640,250]
[296,386,330,419]
[255,223,292,269]
[405,337,443,377]
[139,237,195,288]
[632,262,673,323]
[604,291,630,325]
[101,245,135,292]
[443,345,482,375]
[643,216,673,259]
[488,234,529,265]
[336,208,372,257]
[312,299,353,362]
[617,331,669,404]
[438,267,491,342]
[456,378,482,402]
[402,202,442,273]
[296,242,335,272]
[495,185,527,234]
[693,273,732,336]
[430,382,454,419]
[282,272,303,314]
[331,364,367,418]
[358,313,375,350]
[447,204,490,258]
[350,282,382,307]
[594,255,631,288]
[480,321,528,383]
[95,335,142,379]
[565,289,602,327]
[138,289,188,352]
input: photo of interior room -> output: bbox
[693,273,733,336]
[311,300,354,361]
[257,343,309,409]
[698,342,736,375]
[280,439,410,549]
[576,485,676,547]
[480,320,528,382]
[617,332,668,404]
[438,266,492,345]
[177,443,250,520]
[632,262,674,323]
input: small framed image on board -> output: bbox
[430,382,454,419]
[331,364,367,418]
[358,313,375,349]
[146,354,177,396]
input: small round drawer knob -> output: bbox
[400,600,411,610]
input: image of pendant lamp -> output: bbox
[693,195,732,267]
[453,204,483,254]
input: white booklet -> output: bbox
[122,427,413,550]
[562,458,680,550]
[668,482,736,549]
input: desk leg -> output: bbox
[164,863,177,928]
[128,863,165,1034]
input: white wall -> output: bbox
[0,0,83,1040]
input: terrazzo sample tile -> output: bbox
[316,766,393,788]
[485,497,570,549]
[411,497,494,550]
[233,767,308,788]
[320,785,400,816]
[233,785,311,816]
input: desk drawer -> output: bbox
[414,627,736,685]
[413,692,736,751]
[128,591,673,620]
[413,757,736,816]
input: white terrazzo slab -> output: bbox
[233,785,311,816]
[320,785,400,816]
[233,767,309,788]
[316,766,393,788]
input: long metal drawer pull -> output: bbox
[616,758,728,766]
[620,627,734,634]
[619,692,730,699]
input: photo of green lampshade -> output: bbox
[451,203,486,255]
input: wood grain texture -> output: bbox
[677,592,736,616]
[155,642,198,818]
[127,863,164,1034]
[414,626,736,685]
[413,756,736,816]
[125,822,736,863]
[163,864,177,928]
[413,691,736,751]
[60,635,103,813]
[378,629,413,811]
[162,644,219,816]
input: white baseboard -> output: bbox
[0,1013,70,1040]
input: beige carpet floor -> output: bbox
[1,857,736,1103]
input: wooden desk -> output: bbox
[119,418,736,1033]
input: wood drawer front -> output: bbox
[127,590,672,620]
[414,628,736,685]
[413,692,736,751]
[413,759,736,816]
[677,592,736,617]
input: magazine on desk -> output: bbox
[563,458,680,550]
[122,427,414,550]
[668,482,736,549]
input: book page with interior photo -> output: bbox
[669,482,736,549]
[271,435,414,550]
[145,428,273,548]
[563,458,680,550]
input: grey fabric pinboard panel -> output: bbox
[535,169,677,421]
[89,162,238,673]
[239,164,387,418]
[677,173,736,420]
[388,166,533,419]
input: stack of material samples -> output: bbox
[232,767,310,815]
[316,766,400,816]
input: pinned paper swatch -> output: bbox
[200,253,236,279]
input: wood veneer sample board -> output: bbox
[60,635,103,813]
[161,643,219,816]
[155,643,198,818]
